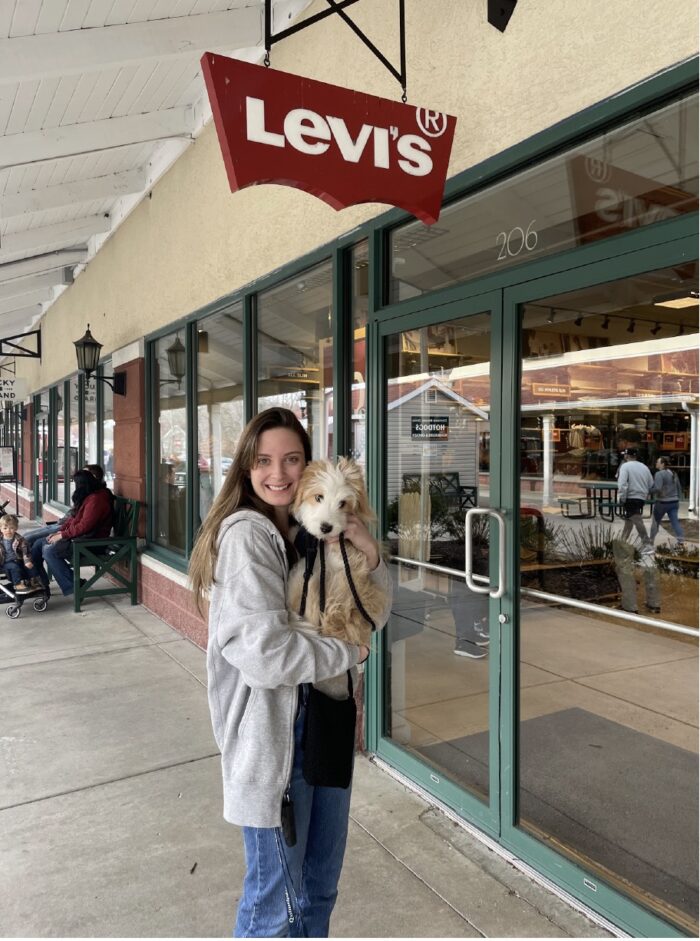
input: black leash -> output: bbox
[339,533,376,631]
[297,530,375,630]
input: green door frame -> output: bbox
[364,221,698,936]
[497,230,698,939]
[371,288,505,836]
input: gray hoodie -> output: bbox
[652,468,682,502]
[206,509,392,828]
[617,459,654,502]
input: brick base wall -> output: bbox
[139,556,207,649]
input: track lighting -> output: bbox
[650,322,661,336]
[574,313,584,326]
[626,320,636,334]
[546,308,556,325]
[679,324,685,336]
[601,316,610,330]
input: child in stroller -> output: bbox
[0,514,49,619]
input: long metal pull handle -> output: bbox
[465,508,507,599]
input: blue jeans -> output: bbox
[651,501,684,541]
[234,692,353,938]
[2,559,29,586]
[32,538,75,596]
[25,523,61,548]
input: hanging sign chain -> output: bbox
[264,0,408,102]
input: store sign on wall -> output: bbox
[0,379,26,402]
[411,416,449,440]
[532,383,570,397]
[201,54,457,225]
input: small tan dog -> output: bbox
[288,457,386,650]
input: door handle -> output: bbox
[465,507,506,599]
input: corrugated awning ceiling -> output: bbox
[0,0,312,342]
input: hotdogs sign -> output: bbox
[201,55,457,225]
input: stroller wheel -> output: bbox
[6,604,20,619]
[33,598,48,612]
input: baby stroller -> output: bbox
[0,572,49,619]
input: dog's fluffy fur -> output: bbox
[288,458,386,649]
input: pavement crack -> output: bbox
[349,813,486,937]
[0,753,221,814]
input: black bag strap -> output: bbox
[339,532,376,631]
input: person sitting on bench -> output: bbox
[25,463,111,549]
[31,469,114,598]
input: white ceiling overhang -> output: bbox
[0,0,313,344]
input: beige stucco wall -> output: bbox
[16,0,699,391]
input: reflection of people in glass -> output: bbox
[650,457,684,545]
[617,449,653,549]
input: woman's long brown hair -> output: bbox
[188,407,311,614]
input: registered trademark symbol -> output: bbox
[584,155,611,183]
[416,108,447,138]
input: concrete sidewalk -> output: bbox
[0,585,615,938]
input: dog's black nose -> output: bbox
[320,523,333,535]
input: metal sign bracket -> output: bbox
[265,0,408,102]
[0,329,41,359]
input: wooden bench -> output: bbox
[402,472,477,511]
[71,496,141,612]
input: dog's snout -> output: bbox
[320,522,333,535]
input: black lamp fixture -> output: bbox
[165,333,186,389]
[650,322,662,336]
[73,324,127,395]
[601,315,610,330]
[626,319,636,334]
[574,313,584,327]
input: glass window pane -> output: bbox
[84,376,98,465]
[54,386,65,502]
[517,263,699,932]
[384,313,493,803]
[390,94,698,302]
[257,261,333,459]
[102,362,114,487]
[351,242,368,471]
[69,376,80,477]
[153,333,187,554]
[197,303,245,522]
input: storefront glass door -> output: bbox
[509,257,699,935]
[33,410,49,520]
[373,238,698,935]
[378,294,505,832]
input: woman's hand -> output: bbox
[329,514,380,570]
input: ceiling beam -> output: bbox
[0,269,71,301]
[0,8,264,84]
[0,108,193,169]
[0,289,52,316]
[0,216,111,263]
[0,304,43,326]
[0,250,87,284]
[0,168,147,219]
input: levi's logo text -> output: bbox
[201,55,457,225]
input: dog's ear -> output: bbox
[337,457,376,526]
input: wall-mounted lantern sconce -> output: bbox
[73,325,127,395]
[166,334,186,389]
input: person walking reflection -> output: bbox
[617,449,654,550]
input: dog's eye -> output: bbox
[338,500,346,509]
[314,494,323,503]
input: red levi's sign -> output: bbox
[201,54,457,225]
